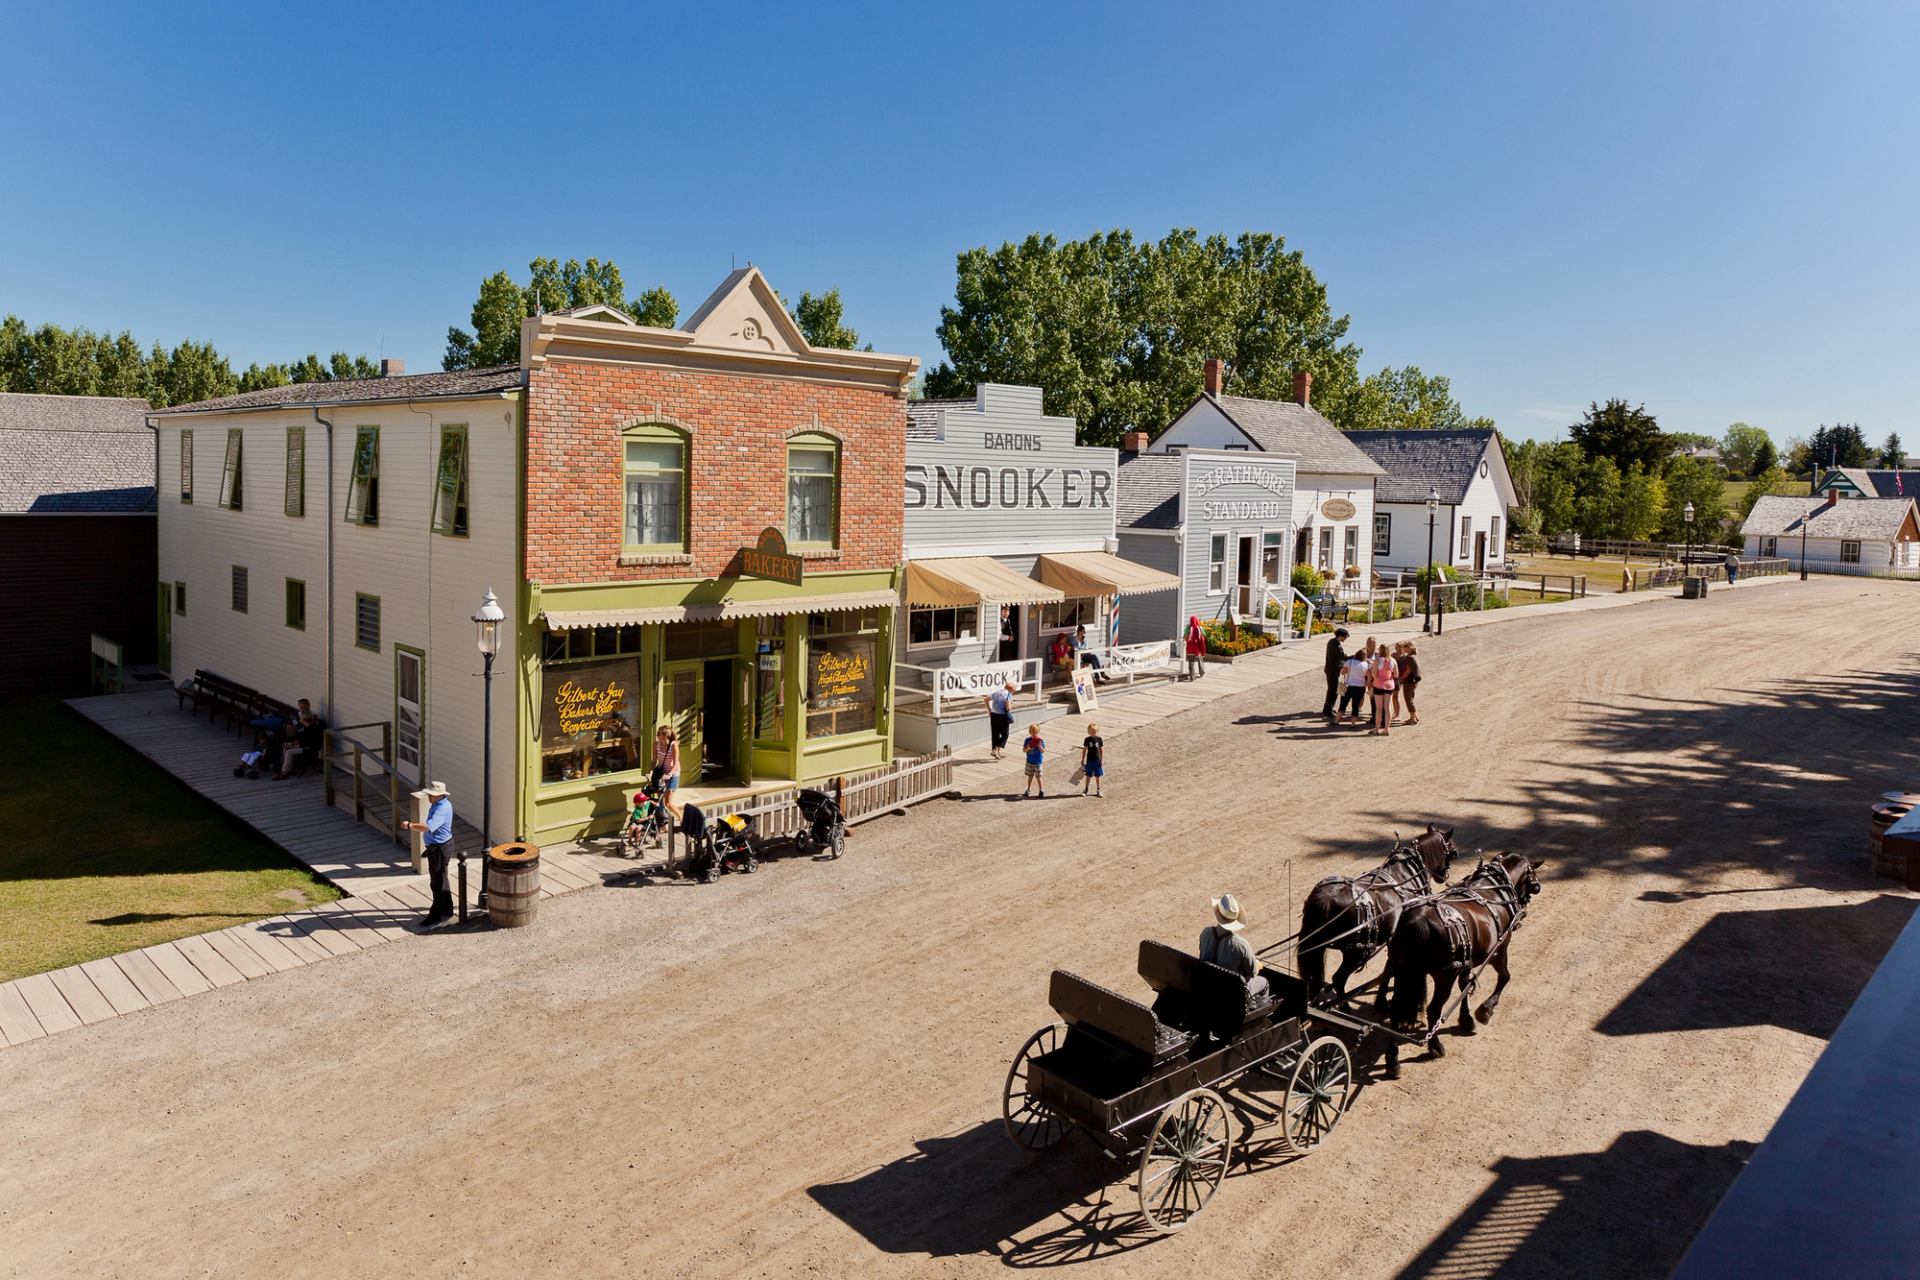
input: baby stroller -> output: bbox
[681,803,757,883]
[622,767,672,855]
[795,779,847,860]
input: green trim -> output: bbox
[175,580,186,615]
[179,430,193,504]
[785,433,840,550]
[285,426,305,517]
[394,644,426,784]
[156,581,172,674]
[285,578,306,631]
[218,428,244,511]
[431,423,470,538]
[621,422,689,552]
[230,564,249,614]
[534,567,896,613]
[354,592,381,652]
[345,426,380,526]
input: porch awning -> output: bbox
[1035,551,1181,597]
[542,588,899,631]
[903,557,1064,608]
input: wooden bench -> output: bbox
[1048,969,1192,1068]
[1138,939,1275,1041]
[176,669,298,736]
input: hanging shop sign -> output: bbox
[1320,498,1357,521]
[935,658,1024,699]
[1104,641,1176,677]
[740,526,803,586]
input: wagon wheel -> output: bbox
[1278,1036,1353,1154]
[1136,1087,1232,1235]
[1002,1024,1067,1151]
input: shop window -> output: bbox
[180,431,193,503]
[663,619,733,660]
[1208,534,1227,593]
[1317,527,1332,571]
[909,605,978,647]
[1459,516,1472,560]
[1842,540,1861,564]
[1038,599,1094,631]
[1374,512,1391,555]
[543,625,646,663]
[175,581,186,615]
[539,655,641,784]
[787,434,839,547]
[809,608,881,637]
[285,427,304,517]
[807,612,876,740]
[355,593,380,651]
[219,429,244,510]
[285,578,305,630]
[1344,525,1359,568]
[231,565,248,613]
[1262,531,1285,585]
[346,427,379,526]
[432,424,469,537]
[754,618,786,744]
[623,425,686,550]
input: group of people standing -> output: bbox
[1321,627,1422,735]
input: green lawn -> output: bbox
[0,699,342,981]
[1723,476,1811,508]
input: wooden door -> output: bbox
[1236,535,1256,615]
[1474,532,1488,574]
[665,661,702,782]
[394,647,424,786]
[156,582,172,674]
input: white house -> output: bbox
[1345,427,1517,575]
[1139,361,1384,584]
[1813,468,1920,502]
[1742,492,1920,577]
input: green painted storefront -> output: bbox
[517,567,900,843]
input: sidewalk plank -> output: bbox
[222,926,306,974]
[287,914,363,957]
[0,982,47,1045]
[173,933,250,987]
[48,967,119,1025]
[143,943,214,996]
[251,918,333,965]
[78,959,151,1017]
[113,950,186,1006]
[13,973,82,1033]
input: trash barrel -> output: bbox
[486,842,541,928]
[1870,801,1914,881]
[1683,576,1709,599]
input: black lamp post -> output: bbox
[471,588,504,918]
[1423,485,1439,633]
[1800,468,1811,581]
[1683,501,1695,592]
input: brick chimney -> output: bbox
[1122,430,1152,453]
[380,358,405,377]
[1203,358,1226,397]
[1826,488,1839,507]
[1293,370,1313,406]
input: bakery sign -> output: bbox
[1320,498,1357,521]
[740,526,803,586]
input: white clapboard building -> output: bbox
[895,383,1178,751]
[1742,492,1920,577]
[1345,427,1516,575]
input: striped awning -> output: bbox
[542,588,898,631]
[1035,551,1181,597]
[903,557,1064,608]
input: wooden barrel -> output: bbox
[1870,803,1913,881]
[486,842,541,928]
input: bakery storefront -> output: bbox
[896,383,1178,752]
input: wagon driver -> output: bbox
[1200,893,1269,1001]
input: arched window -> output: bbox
[623,424,688,551]
[786,432,839,548]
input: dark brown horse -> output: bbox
[1298,824,1457,1006]
[1384,851,1544,1077]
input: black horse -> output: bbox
[1298,824,1457,1007]
[1383,851,1545,1077]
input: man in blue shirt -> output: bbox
[400,780,457,927]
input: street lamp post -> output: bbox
[1683,501,1695,594]
[1423,485,1439,633]
[1800,468,1811,581]
[471,588,504,921]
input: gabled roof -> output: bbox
[1741,494,1920,541]
[905,397,970,442]
[0,393,155,513]
[1116,452,1185,529]
[1345,427,1498,504]
[679,266,813,355]
[1178,394,1384,477]
[150,366,523,415]
[1818,467,1920,500]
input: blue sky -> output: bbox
[3,1,1915,445]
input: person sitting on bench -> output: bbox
[1199,893,1269,1002]
[273,703,325,779]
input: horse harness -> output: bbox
[1325,846,1435,953]
[1432,860,1526,981]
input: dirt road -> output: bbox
[4,579,1916,1279]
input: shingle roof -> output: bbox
[1344,428,1497,503]
[0,393,155,513]
[1741,494,1919,541]
[906,398,970,443]
[1195,394,1385,477]
[1825,467,1920,499]
[150,366,523,415]
[1116,452,1185,529]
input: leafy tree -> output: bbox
[1570,399,1667,473]
[788,289,864,350]
[1739,466,1791,518]
[1666,431,1719,453]
[925,229,1368,446]
[1618,466,1669,541]
[1878,432,1906,469]
[237,362,291,392]
[1782,435,1811,476]
[1808,422,1871,469]
[1572,455,1623,538]
[152,339,238,408]
[1752,435,1777,475]
[1344,364,1493,432]
[443,257,679,370]
[1719,423,1772,477]
[1658,456,1726,541]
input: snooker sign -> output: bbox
[740,527,803,586]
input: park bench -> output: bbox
[176,669,298,735]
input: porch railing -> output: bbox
[321,720,406,847]
[895,657,1045,719]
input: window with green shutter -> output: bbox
[432,424,469,537]
[285,579,306,630]
[218,429,244,510]
[355,593,380,651]
[231,565,249,613]
[180,431,193,503]
[345,427,379,525]
[175,581,186,615]
[285,427,305,516]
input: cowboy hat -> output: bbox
[423,780,450,797]
[1212,893,1246,932]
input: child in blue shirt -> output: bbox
[1021,724,1046,798]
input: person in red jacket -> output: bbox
[1184,615,1206,681]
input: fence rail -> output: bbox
[89,633,124,694]
[1540,535,1736,561]
[1625,557,1791,591]
[321,720,406,847]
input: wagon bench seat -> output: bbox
[1048,970,1192,1067]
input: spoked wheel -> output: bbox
[1136,1087,1232,1234]
[1002,1023,1067,1151]
[829,828,846,860]
[1279,1036,1353,1154]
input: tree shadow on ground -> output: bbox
[1596,894,1915,1040]
[1394,1130,1755,1280]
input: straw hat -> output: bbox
[423,780,449,797]
[1212,893,1246,932]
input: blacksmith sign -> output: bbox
[740,526,803,586]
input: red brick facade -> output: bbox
[524,362,906,585]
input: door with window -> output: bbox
[1474,532,1488,574]
[394,648,424,786]
[665,661,703,783]
[156,582,172,674]
[1235,535,1256,616]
